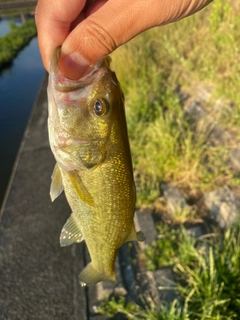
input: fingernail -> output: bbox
[59,52,92,80]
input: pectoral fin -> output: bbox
[125,224,145,243]
[68,171,94,206]
[50,163,63,202]
[60,213,84,247]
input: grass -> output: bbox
[175,223,240,319]
[98,221,240,319]
[143,225,198,270]
[110,0,240,206]
[98,296,183,320]
[0,18,36,70]
[98,1,240,319]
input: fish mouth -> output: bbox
[57,134,103,147]
[57,134,90,146]
[51,47,111,93]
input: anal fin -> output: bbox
[60,213,84,247]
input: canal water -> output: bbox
[0,15,22,36]
[0,16,45,207]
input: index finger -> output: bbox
[35,0,87,71]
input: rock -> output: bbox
[176,84,212,106]
[184,96,233,147]
[196,85,212,103]
[135,208,157,247]
[136,271,160,306]
[137,268,178,307]
[201,120,232,145]
[229,148,240,172]
[153,268,178,303]
[162,184,189,215]
[186,225,205,238]
[212,99,235,120]
[204,185,240,228]
[184,100,207,124]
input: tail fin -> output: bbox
[79,262,116,286]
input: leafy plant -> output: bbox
[0,19,37,70]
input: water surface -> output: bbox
[0,32,45,207]
[0,16,22,36]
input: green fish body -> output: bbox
[47,48,143,286]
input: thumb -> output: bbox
[60,0,163,79]
[60,0,212,79]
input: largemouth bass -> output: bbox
[47,48,144,286]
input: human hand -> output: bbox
[35,0,212,79]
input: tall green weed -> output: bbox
[99,221,240,319]
[111,0,240,204]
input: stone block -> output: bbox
[153,268,178,304]
[204,185,240,229]
[162,184,189,215]
[135,208,157,247]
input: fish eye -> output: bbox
[93,99,107,116]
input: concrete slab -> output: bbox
[0,74,90,320]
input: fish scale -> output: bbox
[47,48,144,286]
